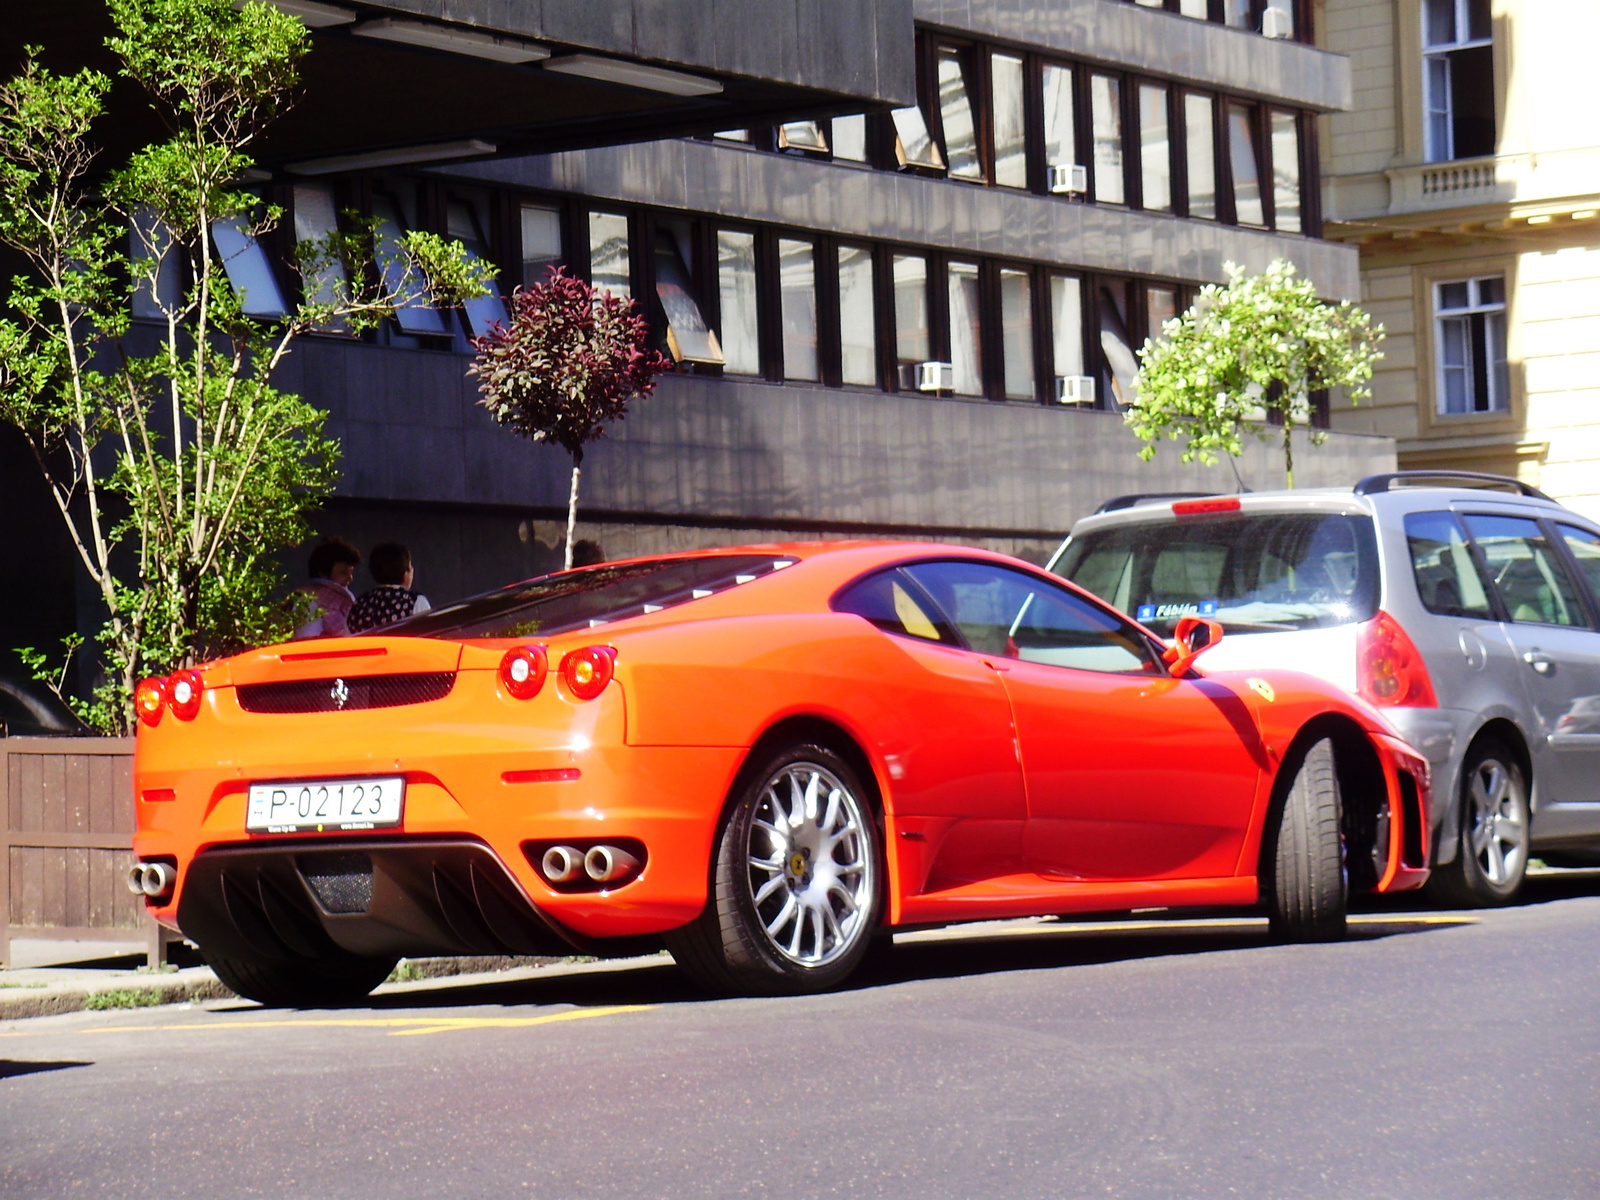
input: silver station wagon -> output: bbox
[1048,470,1600,906]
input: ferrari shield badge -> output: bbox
[1247,677,1276,703]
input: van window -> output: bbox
[1055,512,1380,636]
[1462,514,1586,627]
[1405,511,1493,618]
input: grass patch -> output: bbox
[84,988,164,1010]
[386,960,427,983]
[0,981,47,989]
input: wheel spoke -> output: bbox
[753,875,787,906]
[749,855,783,873]
[765,894,798,939]
[1485,837,1506,884]
[827,879,859,914]
[1470,819,1493,855]
[787,907,806,957]
[803,771,822,824]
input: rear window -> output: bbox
[387,555,794,640]
[1053,512,1380,636]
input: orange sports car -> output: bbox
[130,543,1430,1004]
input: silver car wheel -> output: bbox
[745,763,875,967]
[1466,756,1528,887]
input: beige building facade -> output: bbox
[1318,0,1600,516]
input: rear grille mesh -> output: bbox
[237,671,455,714]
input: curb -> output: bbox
[0,973,235,1022]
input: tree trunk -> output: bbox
[1283,423,1295,490]
[564,460,581,570]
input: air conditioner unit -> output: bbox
[1056,375,1096,405]
[915,361,955,393]
[1048,163,1088,196]
[1261,6,1293,38]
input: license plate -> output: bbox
[246,777,404,833]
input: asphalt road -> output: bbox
[4,876,1600,1200]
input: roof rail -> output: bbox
[1094,491,1221,514]
[1353,470,1552,501]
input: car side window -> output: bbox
[832,569,958,644]
[1462,514,1587,628]
[903,560,1158,674]
[1404,511,1494,619]
[1557,525,1600,609]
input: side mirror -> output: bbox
[1163,616,1224,678]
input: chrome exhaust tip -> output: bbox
[540,845,583,884]
[126,864,148,896]
[584,844,641,884]
[138,861,175,899]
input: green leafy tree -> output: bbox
[1126,259,1384,489]
[0,0,492,732]
[470,268,671,570]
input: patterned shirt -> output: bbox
[348,585,423,634]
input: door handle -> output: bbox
[1523,650,1555,676]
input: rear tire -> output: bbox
[1427,739,1529,908]
[1265,736,1347,942]
[207,949,396,1008]
[666,742,882,996]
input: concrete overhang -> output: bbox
[7,0,915,171]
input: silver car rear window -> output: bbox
[1053,512,1380,636]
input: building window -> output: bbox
[1099,281,1139,409]
[373,193,449,336]
[131,208,179,319]
[991,53,1028,188]
[1227,103,1264,226]
[837,244,877,386]
[947,260,984,396]
[292,184,347,327]
[936,46,984,181]
[587,211,630,300]
[1185,94,1217,220]
[1178,0,1208,16]
[1270,111,1301,233]
[1146,285,1177,342]
[1042,64,1077,180]
[1424,0,1495,162]
[832,115,868,162]
[520,203,562,288]
[717,230,760,375]
[778,121,829,154]
[893,254,930,379]
[778,237,819,381]
[1139,83,1171,212]
[654,224,722,366]
[891,104,945,171]
[999,268,1035,400]
[713,129,751,143]
[446,200,508,340]
[1224,0,1254,28]
[212,211,287,319]
[1435,275,1508,415]
[1091,74,1125,205]
[1050,274,1086,397]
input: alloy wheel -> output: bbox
[745,762,875,967]
[1466,756,1528,887]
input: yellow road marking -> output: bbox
[898,912,1478,942]
[79,1003,653,1038]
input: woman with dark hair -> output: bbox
[348,541,432,634]
[292,536,362,639]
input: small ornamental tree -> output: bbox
[1126,259,1384,488]
[0,0,491,732]
[470,269,671,569]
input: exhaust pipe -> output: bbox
[126,864,148,896]
[584,844,641,884]
[127,861,176,900]
[540,845,583,884]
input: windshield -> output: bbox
[1053,511,1380,636]
[385,554,795,640]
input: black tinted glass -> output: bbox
[390,555,793,639]
[832,569,956,643]
[1055,512,1380,636]
[1405,511,1493,618]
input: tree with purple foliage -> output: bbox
[469,268,671,569]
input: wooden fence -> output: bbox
[1,736,169,966]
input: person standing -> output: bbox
[348,542,431,634]
[292,537,362,639]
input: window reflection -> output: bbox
[588,211,631,299]
[778,238,818,381]
[891,105,945,171]
[1139,83,1171,212]
[1000,268,1034,400]
[293,184,347,330]
[212,213,287,318]
[1185,94,1217,220]
[1051,274,1085,385]
[778,121,829,154]
[446,200,508,339]
[1042,64,1076,175]
[947,261,983,396]
[1099,282,1139,410]
[717,230,760,375]
[373,194,448,335]
[1091,74,1125,204]
[893,254,929,372]
[131,208,179,320]
[1146,286,1177,344]
[937,46,983,180]
[837,245,877,386]
[832,115,868,162]
[992,53,1028,188]
[520,204,562,288]
[654,226,723,365]
[1228,104,1265,226]
[1271,110,1302,232]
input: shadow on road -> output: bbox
[0,1060,91,1080]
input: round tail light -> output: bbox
[560,646,616,701]
[1357,611,1438,708]
[134,677,167,727]
[167,669,204,720]
[499,645,549,699]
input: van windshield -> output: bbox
[1052,512,1380,636]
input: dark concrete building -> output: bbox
[5,0,1394,661]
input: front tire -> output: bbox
[1265,736,1347,942]
[207,949,396,1008]
[666,743,881,995]
[1428,739,1529,907]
